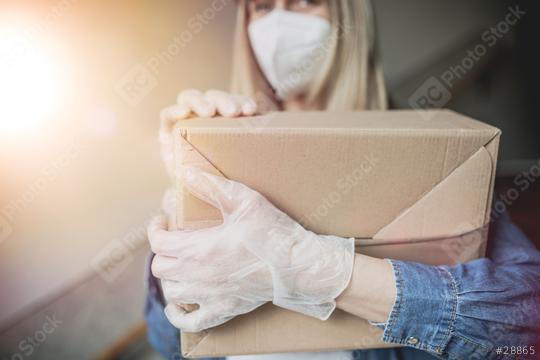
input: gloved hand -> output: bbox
[159,89,257,179]
[148,166,355,332]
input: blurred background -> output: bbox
[0,0,538,359]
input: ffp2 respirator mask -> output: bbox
[248,10,332,100]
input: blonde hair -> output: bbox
[231,0,388,111]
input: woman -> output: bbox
[146,1,540,359]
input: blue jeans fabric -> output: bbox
[144,205,540,360]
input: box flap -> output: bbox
[482,135,500,224]
[372,146,492,240]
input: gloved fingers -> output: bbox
[147,214,168,235]
[232,94,257,116]
[205,90,241,117]
[246,223,306,267]
[152,253,210,279]
[177,89,216,118]
[153,250,236,282]
[151,254,182,279]
[147,216,205,256]
[161,278,242,304]
[147,215,203,255]
[181,166,257,217]
[164,303,227,332]
[160,104,191,135]
[161,279,199,304]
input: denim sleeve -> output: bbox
[380,209,540,359]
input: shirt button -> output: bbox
[407,337,419,345]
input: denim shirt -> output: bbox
[145,206,540,360]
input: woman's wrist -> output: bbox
[336,254,397,323]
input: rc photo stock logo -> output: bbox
[408,76,452,115]
[6,315,63,360]
[115,64,158,107]
[408,5,526,117]
[114,0,233,106]
[90,239,135,283]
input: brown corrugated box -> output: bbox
[172,110,500,358]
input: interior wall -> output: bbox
[0,0,237,327]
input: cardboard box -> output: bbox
[173,110,500,358]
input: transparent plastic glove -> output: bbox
[148,166,355,332]
[159,89,257,179]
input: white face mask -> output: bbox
[248,9,332,100]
